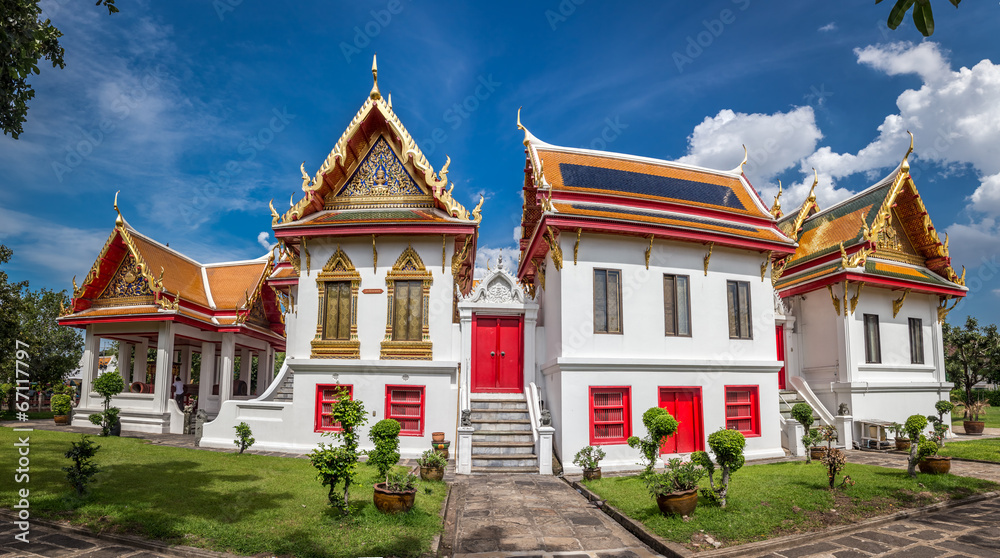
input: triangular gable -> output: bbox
[70,226,174,313]
[331,136,429,205]
[94,252,155,306]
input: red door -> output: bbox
[472,315,523,393]
[658,387,704,454]
[775,325,786,390]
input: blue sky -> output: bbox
[2,0,1000,324]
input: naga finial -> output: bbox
[770,181,783,218]
[387,92,392,109]
[289,193,295,209]
[807,168,818,202]
[471,194,485,222]
[269,199,280,225]
[370,54,381,100]
[739,144,748,173]
[901,130,914,172]
[439,155,451,182]
[114,190,124,227]
[72,275,78,295]
[300,162,311,191]
[517,106,532,146]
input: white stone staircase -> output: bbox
[469,394,538,473]
[779,389,809,422]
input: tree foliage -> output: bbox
[627,407,679,472]
[234,422,255,454]
[943,317,1000,410]
[19,288,83,387]
[63,434,100,496]
[694,428,746,508]
[88,370,123,436]
[876,0,960,37]
[308,388,367,512]
[904,414,928,477]
[367,418,401,481]
[1,0,119,138]
[0,245,27,409]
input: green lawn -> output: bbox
[939,438,1000,463]
[583,461,997,550]
[0,428,447,557]
[0,411,55,421]
[951,404,1000,428]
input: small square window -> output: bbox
[315,384,353,432]
[724,386,760,437]
[385,385,425,436]
[590,387,631,444]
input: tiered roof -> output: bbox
[59,202,284,345]
[515,111,796,282]
[774,135,966,299]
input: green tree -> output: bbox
[943,317,1000,412]
[2,0,119,139]
[308,388,367,512]
[0,246,27,410]
[627,407,679,473]
[19,288,83,388]
[876,0,960,37]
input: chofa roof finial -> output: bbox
[807,168,818,202]
[370,54,381,100]
[901,130,914,172]
[114,190,125,228]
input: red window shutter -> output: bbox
[724,386,759,437]
[590,387,631,444]
[315,384,352,433]
[385,385,425,436]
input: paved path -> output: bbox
[441,474,663,557]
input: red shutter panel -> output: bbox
[590,387,631,444]
[315,384,353,432]
[724,386,759,437]
[385,385,425,436]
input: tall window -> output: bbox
[315,384,353,432]
[909,317,924,365]
[322,282,351,340]
[864,314,881,364]
[590,387,631,444]
[664,274,691,336]
[594,269,622,334]
[392,280,424,341]
[385,385,425,436]
[726,280,752,339]
[725,386,760,437]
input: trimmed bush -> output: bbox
[367,418,401,481]
[89,371,124,436]
[234,422,255,454]
[627,407,679,472]
[790,402,815,429]
[63,435,100,496]
[51,393,72,415]
[905,414,928,478]
[308,387,367,512]
[573,445,606,470]
[693,428,746,508]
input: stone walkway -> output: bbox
[441,474,663,557]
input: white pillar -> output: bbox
[785,419,805,457]
[264,346,276,390]
[198,342,215,410]
[152,322,175,414]
[78,326,100,410]
[119,342,133,384]
[238,347,251,395]
[180,346,192,384]
[835,414,854,450]
[219,333,236,402]
[134,338,149,383]
[538,426,554,475]
[457,426,474,475]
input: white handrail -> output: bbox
[788,376,835,426]
[525,382,541,442]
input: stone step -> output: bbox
[469,410,531,421]
[470,466,538,474]
[470,400,528,410]
[470,393,527,401]
[472,455,538,468]
[471,419,532,431]
[472,442,535,455]
[472,431,534,443]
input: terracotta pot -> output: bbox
[420,466,444,482]
[54,415,70,425]
[918,455,952,474]
[431,431,445,442]
[895,438,911,451]
[655,488,698,517]
[583,468,602,481]
[964,421,986,435]
[373,483,417,514]
[810,446,827,461]
[435,448,449,460]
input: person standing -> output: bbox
[173,376,185,408]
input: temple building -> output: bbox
[60,59,964,472]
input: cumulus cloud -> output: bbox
[473,245,520,280]
[257,231,274,251]
[818,22,837,32]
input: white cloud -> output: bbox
[0,207,110,282]
[818,22,837,32]
[257,232,274,251]
[855,41,951,84]
[473,245,520,280]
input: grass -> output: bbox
[938,438,1000,463]
[583,461,997,550]
[0,411,55,421]
[0,428,447,557]
[951,404,1000,428]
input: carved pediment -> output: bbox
[877,210,924,266]
[330,137,426,207]
[94,253,154,306]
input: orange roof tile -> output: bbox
[129,234,211,307]
[206,263,268,309]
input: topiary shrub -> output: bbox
[627,407,679,472]
[88,371,124,436]
[308,387,367,512]
[64,435,100,496]
[917,437,939,460]
[693,428,746,508]
[904,414,928,478]
[790,403,815,430]
[51,393,72,416]
[367,418,401,482]
[573,445,606,470]
[233,422,255,454]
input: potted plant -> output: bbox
[573,445,606,480]
[916,437,951,474]
[51,393,72,425]
[963,400,990,435]
[417,449,447,481]
[644,458,704,517]
[373,471,418,514]
[802,428,825,462]
[888,422,910,451]
[88,371,124,436]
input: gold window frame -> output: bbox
[311,246,361,359]
[381,244,433,360]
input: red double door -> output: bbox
[472,315,523,393]
[658,387,704,454]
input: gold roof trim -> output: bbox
[786,169,820,241]
[517,107,553,199]
[236,253,275,325]
[279,57,481,224]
